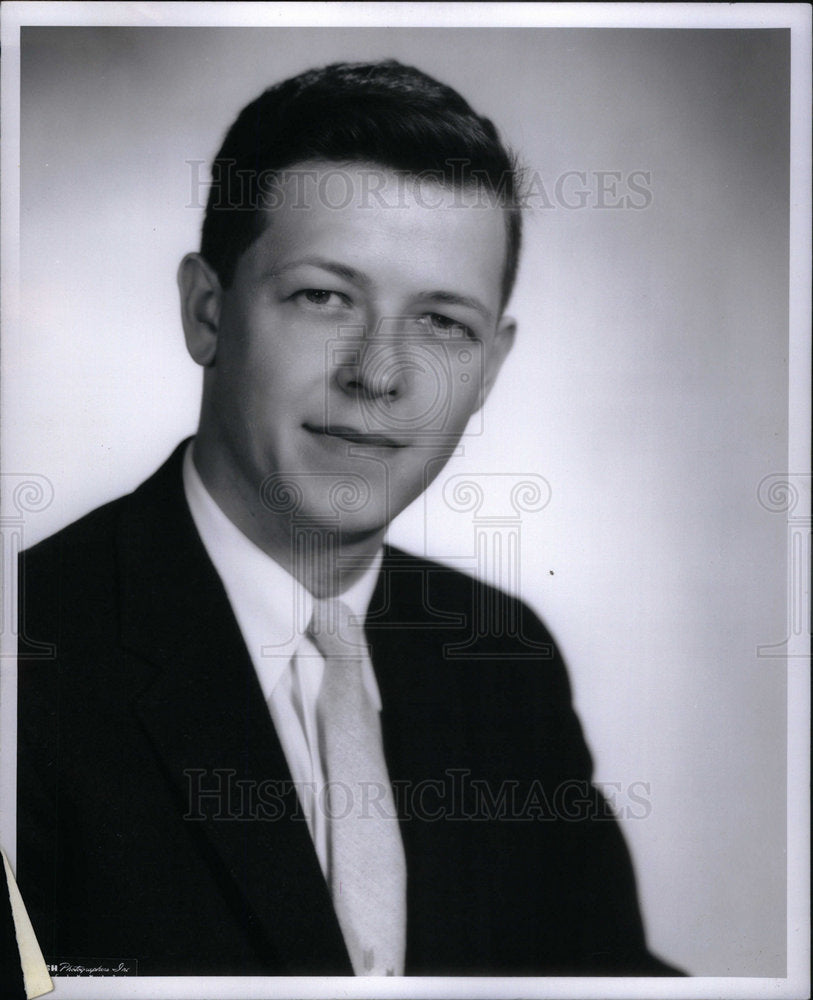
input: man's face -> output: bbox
[190,162,515,544]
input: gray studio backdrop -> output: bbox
[8,26,789,976]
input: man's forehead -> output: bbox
[246,159,510,305]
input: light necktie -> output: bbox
[309,598,406,976]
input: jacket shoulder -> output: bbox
[20,441,188,577]
[21,492,127,570]
[380,543,559,650]
[18,443,189,654]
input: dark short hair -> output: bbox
[200,60,523,310]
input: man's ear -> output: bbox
[476,314,516,411]
[177,253,222,367]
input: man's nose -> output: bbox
[334,317,420,402]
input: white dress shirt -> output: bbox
[182,443,383,877]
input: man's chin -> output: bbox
[294,510,390,545]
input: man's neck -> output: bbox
[191,442,386,599]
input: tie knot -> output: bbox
[309,598,368,661]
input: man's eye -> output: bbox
[426,313,472,338]
[297,289,349,307]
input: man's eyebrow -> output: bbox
[417,290,494,324]
[264,259,493,323]
[264,257,369,286]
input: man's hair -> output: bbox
[200,60,523,310]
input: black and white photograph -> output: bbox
[0,3,809,998]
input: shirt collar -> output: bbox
[182,442,383,698]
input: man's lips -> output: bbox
[304,424,407,449]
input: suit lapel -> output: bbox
[118,444,352,974]
[368,548,491,972]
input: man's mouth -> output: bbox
[304,424,407,449]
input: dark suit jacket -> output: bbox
[17,442,678,976]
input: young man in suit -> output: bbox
[17,61,678,977]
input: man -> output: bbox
[17,60,678,977]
